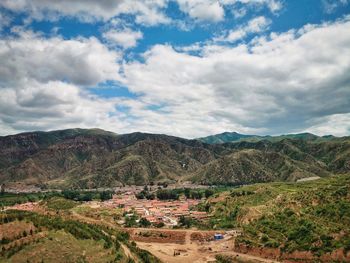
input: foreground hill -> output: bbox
[0,129,349,188]
[204,173,350,261]
[0,209,160,263]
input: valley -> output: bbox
[1,173,350,262]
[1,129,350,262]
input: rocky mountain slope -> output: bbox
[0,129,349,188]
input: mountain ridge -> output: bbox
[197,131,336,144]
[0,128,349,189]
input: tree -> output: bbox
[125,214,138,227]
[100,191,112,201]
[139,217,151,228]
[184,188,191,198]
[179,216,193,228]
[205,189,214,198]
[80,192,93,201]
[62,190,79,200]
[154,222,165,228]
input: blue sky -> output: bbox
[0,0,350,137]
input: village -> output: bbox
[93,191,209,227]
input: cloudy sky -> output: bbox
[0,0,350,138]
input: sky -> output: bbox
[0,0,350,138]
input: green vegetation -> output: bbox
[0,192,61,207]
[0,209,159,262]
[124,213,139,228]
[178,215,195,228]
[0,189,113,210]
[206,174,350,257]
[215,254,237,263]
[6,230,116,263]
[2,128,349,188]
[72,205,123,223]
[62,189,113,201]
[139,217,151,227]
[45,197,78,210]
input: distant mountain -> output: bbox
[197,132,257,144]
[198,131,323,144]
[0,129,349,189]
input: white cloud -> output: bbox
[322,0,349,14]
[215,16,271,42]
[0,11,12,32]
[1,14,350,138]
[0,30,131,135]
[0,0,285,28]
[0,29,121,86]
[176,0,225,22]
[305,113,350,137]
[103,28,143,49]
[0,0,170,26]
[121,17,350,137]
[232,8,247,18]
[0,80,131,134]
[220,0,283,13]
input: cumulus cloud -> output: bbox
[0,0,285,28]
[0,29,121,86]
[122,17,350,137]
[0,0,170,26]
[215,16,271,42]
[1,12,350,138]
[176,0,225,22]
[175,0,283,22]
[0,81,119,130]
[103,28,143,49]
[0,30,131,135]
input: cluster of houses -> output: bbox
[101,193,209,226]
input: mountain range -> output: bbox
[0,129,349,189]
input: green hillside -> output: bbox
[203,174,350,260]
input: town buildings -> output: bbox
[101,193,209,226]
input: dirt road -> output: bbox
[136,239,280,263]
[130,228,279,263]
